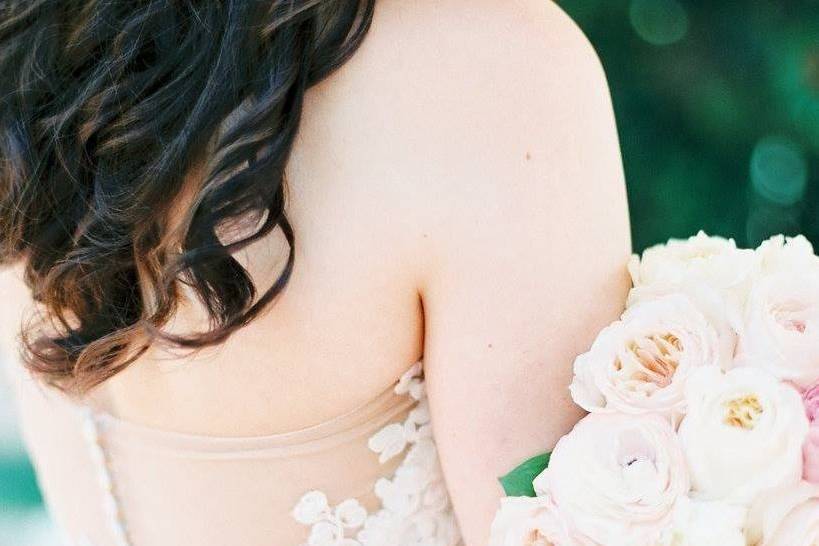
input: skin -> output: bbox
[391,2,631,543]
[0,1,630,545]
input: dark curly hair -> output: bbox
[0,0,376,394]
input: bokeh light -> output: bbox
[750,135,808,206]
[766,36,819,153]
[559,0,819,251]
[629,0,689,46]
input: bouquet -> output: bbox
[490,232,819,546]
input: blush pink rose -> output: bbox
[804,382,819,421]
[802,382,819,483]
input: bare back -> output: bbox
[1,2,631,545]
[3,5,429,439]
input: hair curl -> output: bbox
[0,0,375,394]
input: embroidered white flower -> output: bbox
[307,521,343,546]
[335,500,367,529]
[394,361,424,401]
[292,362,460,546]
[368,423,409,464]
[293,491,332,525]
[292,493,369,544]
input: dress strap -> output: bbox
[78,406,133,546]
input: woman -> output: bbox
[0,1,630,545]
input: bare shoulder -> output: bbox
[362,0,603,65]
[298,0,629,286]
[364,0,628,263]
[327,0,612,137]
[344,6,633,542]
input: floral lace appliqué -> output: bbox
[291,362,461,546]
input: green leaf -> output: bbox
[498,452,551,497]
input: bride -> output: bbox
[0,1,630,545]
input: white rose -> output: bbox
[627,281,741,367]
[739,270,819,388]
[756,234,819,277]
[533,413,689,546]
[627,231,753,363]
[678,367,808,504]
[570,295,724,421]
[628,231,757,293]
[746,481,819,545]
[660,497,746,546]
[489,495,593,546]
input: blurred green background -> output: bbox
[561,0,819,251]
[1,0,818,543]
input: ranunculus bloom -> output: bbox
[533,413,689,546]
[489,495,593,546]
[570,295,723,422]
[627,231,757,293]
[678,367,808,504]
[739,271,819,388]
[747,481,819,545]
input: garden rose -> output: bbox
[678,367,808,504]
[628,231,757,293]
[746,481,819,545]
[626,231,753,363]
[489,495,592,546]
[570,295,724,421]
[756,234,819,277]
[660,498,746,546]
[626,281,740,368]
[533,413,688,546]
[739,271,819,387]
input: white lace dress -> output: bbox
[289,362,460,546]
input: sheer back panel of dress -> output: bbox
[5,358,460,546]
